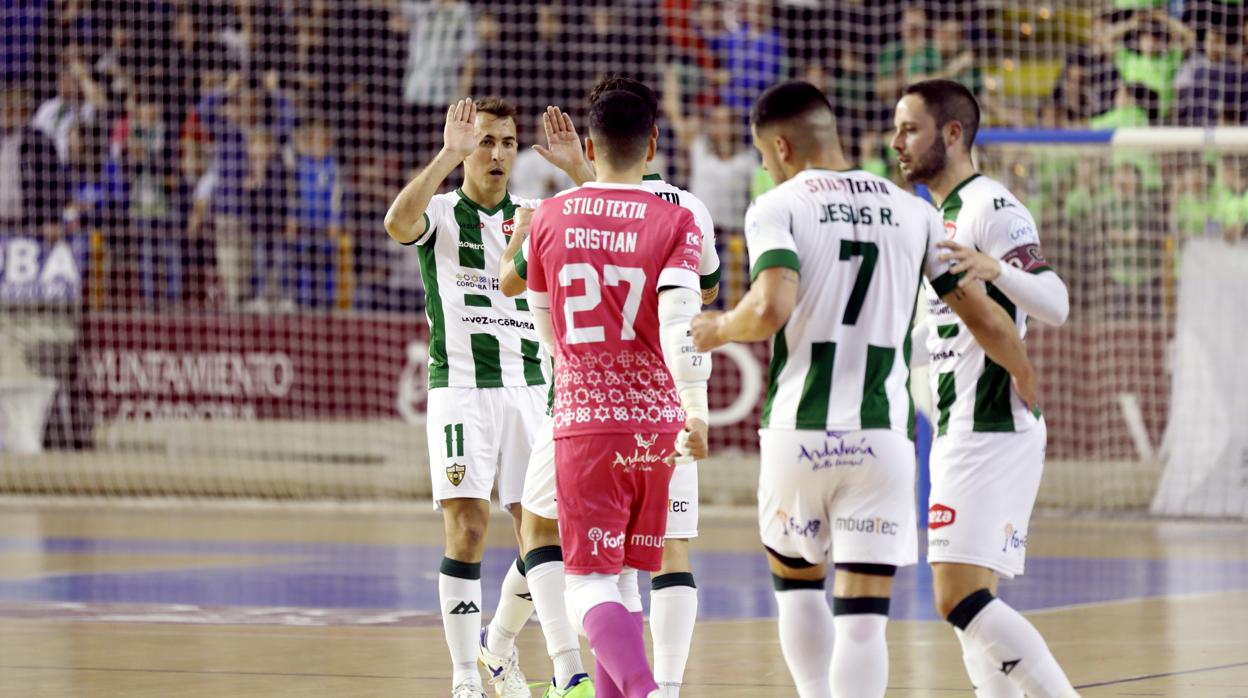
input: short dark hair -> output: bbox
[588,89,655,167]
[750,80,834,130]
[903,79,981,150]
[473,96,517,123]
[588,75,658,121]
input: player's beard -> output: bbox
[902,136,948,184]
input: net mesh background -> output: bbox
[0,0,1244,513]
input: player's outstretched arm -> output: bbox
[938,239,1069,325]
[660,287,711,461]
[498,207,533,297]
[941,283,1039,408]
[691,267,798,352]
[531,106,595,186]
[384,98,480,244]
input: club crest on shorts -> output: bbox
[446,463,466,486]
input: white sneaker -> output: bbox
[452,679,487,697]
[478,628,530,697]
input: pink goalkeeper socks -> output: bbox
[584,602,659,698]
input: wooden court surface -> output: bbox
[0,503,1245,697]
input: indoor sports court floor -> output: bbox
[0,503,1245,697]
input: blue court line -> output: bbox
[2,537,1247,622]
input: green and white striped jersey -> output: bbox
[924,174,1051,436]
[406,188,547,389]
[748,168,955,433]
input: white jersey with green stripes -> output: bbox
[924,174,1049,436]
[640,173,722,293]
[747,168,955,433]
[408,188,547,389]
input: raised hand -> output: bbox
[443,98,480,161]
[531,106,593,183]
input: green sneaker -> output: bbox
[542,673,594,697]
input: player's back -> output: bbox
[750,168,944,433]
[527,183,703,437]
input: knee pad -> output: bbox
[617,567,642,613]
[564,572,622,636]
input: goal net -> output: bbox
[1,1,1244,517]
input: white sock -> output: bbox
[651,574,698,695]
[439,558,483,687]
[618,567,642,612]
[486,557,534,657]
[956,628,1024,697]
[830,601,889,698]
[962,597,1077,698]
[774,581,834,698]
[525,547,585,687]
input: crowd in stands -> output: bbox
[0,0,1245,313]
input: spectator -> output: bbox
[113,86,180,306]
[1211,155,1248,243]
[933,17,980,96]
[1098,10,1196,120]
[31,56,106,163]
[509,120,574,201]
[663,66,756,232]
[875,7,942,106]
[1091,82,1159,127]
[585,3,658,87]
[395,0,478,167]
[242,128,292,311]
[287,119,345,309]
[1104,161,1166,317]
[710,0,784,112]
[1044,48,1104,127]
[1175,23,1244,125]
[187,85,253,308]
[0,85,67,233]
[512,3,582,121]
[2,0,51,88]
[1172,157,1213,242]
[350,152,421,312]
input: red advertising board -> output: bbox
[74,312,1169,460]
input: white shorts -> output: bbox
[521,417,700,538]
[427,385,546,512]
[758,428,918,568]
[926,419,1046,578]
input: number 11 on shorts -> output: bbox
[444,423,464,458]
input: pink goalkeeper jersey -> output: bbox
[526,183,704,438]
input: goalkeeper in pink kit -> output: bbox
[523,88,711,698]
